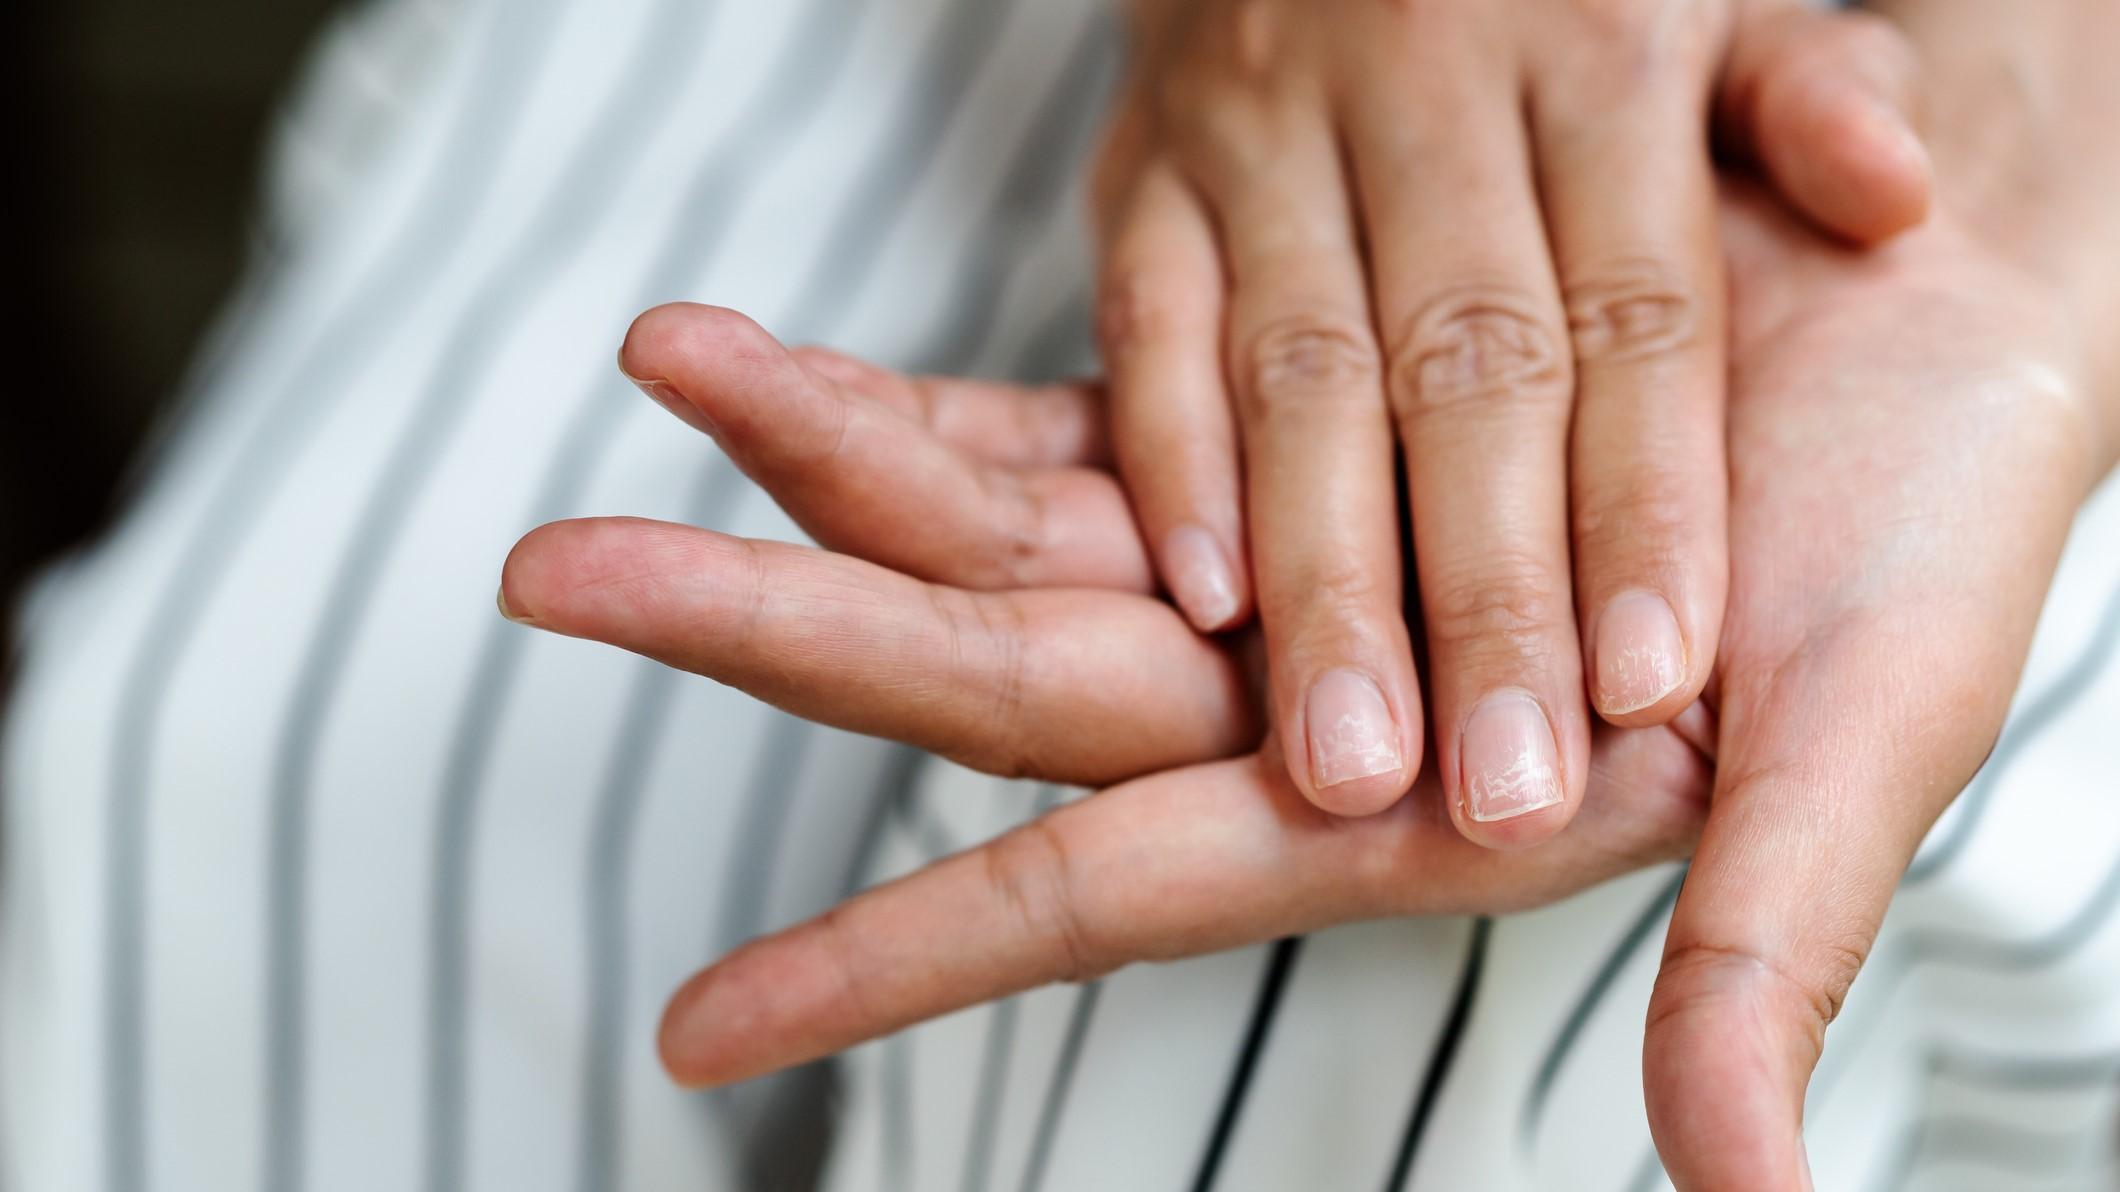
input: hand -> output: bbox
[1094,0,1933,849]
[501,191,2106,1186]
[500,299,1715,1071]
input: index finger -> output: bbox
[656,726,1709,1088]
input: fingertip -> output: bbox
[656,969,719,1088]
[620,302,806,435]
[1759,76,1932,246]
[1810,92,1932,244]
[1159,524,1249,632]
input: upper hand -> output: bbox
[1094,0,1933,849]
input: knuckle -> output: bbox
[1564,262,1705,368]
[813,903,888,1028]
[1422,561,1572,658]
[1386,288,1568,417]
[982,817,1111,984]
[1097,266,1202,359]
[1237,317,1382,421]
[927,586,1036,773]
[969,470,1055,590]
[1650,937,1861,1056]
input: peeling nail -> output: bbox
[1306,668,1403,791]
[1594,589,1686,715]
[1461,688,1562,822]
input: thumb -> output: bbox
[1641,653,1982,1190]
[1718,2,1932,245]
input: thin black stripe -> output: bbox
[1190,937,1304,1192]
[1521,869,1685,1148]
[1017,982,1103,1192]
[99,3,566,1188]
[1384,917,1494,1192]
[259,0,719,1184]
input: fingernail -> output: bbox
[1160,526,1240,630]
[496,585,537,627]
[1594,589,1686,715]
[619,350,716,435]
[1461,688,1562,822]
[1305,668,1403,791]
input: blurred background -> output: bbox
[3,0,334,610]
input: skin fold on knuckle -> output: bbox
[1097,263,1207,364]
[981,817,1111,986]
[1563,260,1707,370]
[1386,287,1569,423]
[920,584,1039,778]
[1236,316,1383,424]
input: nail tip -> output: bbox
[496,586,534,626]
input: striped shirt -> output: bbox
[4,1,2119,1189]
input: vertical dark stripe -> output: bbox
[1016,981,1102,1192]
[1521,869,1685,1148]
[906,15,1117,375]
[881,1031,919,1192]
[570,461,756,1192]
[1383,917,1493,1192]
[260,0,720,1185]
[100,3,566,1188]
[1190,936,1304,1192]
[707,718,820,956]
[951,786,1063,1192]
[957,998,1021,1192]
[560,7,1109,1182]
[418,1,869,1189]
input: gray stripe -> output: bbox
[99,3,567,1188]
[570,460,754,1192]
[562,6,1115,1184]
[258,0,722,1185]
[1906,573,2120,884]
[1521,868,1686,1148]
[956,787,1064,1192]
[413,0,867,1187]
[1017,981,1102,1192]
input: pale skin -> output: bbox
[500,1,2120,1187]
[1093,0,1932,845]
